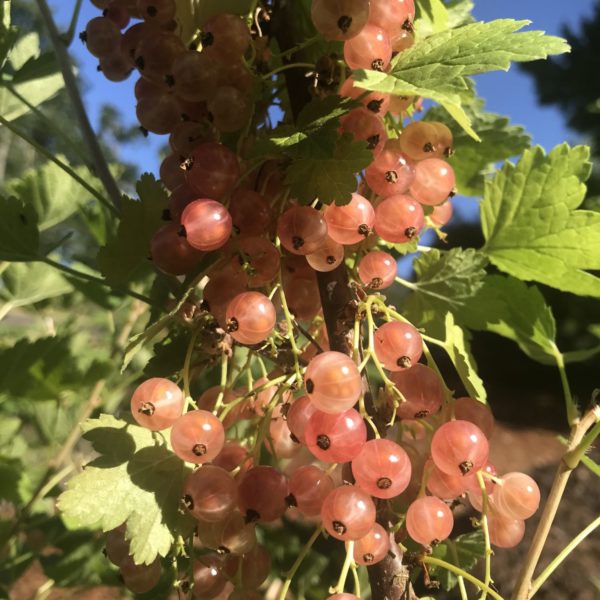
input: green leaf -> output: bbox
[482,144,600,297]
[459,275,557,363]
[425,101,531,196]
[285,133,372,204]
[0,262,72,315]
[0,458,22,503]
[58,414,192,565]
[353,20,568,136]
[97,173,167,285]
[7,31,39,71]
[251,96,368,204]
[0,73,64,122]
[6,159,102,231]
[430,530,485,591]
[404,248,488,317]
[0,195,40,261]
[0,335,110,403]
[416,0,449,33]
[444,312,486,402]
[0,22,18,69]
[11,51,58,83]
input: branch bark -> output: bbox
[272,3,417,598]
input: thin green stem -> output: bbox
[0,303,14,322]
[212,351,230,415]
[334,541,355,594]
[423,557,504,600]
[43,257,152,305]
[0,115,116,216]
[63,0,84,44]
[278,527,323,600]
[35,0,123,212]
[183,329,200,401]
[530,514,600,596]
[449,540,469,600]
[512,406,600,600]
[276,269,303,382]
[553,347,578,426]
[262,62,315,79]
[477,470,493,600]
[350,562,361,597]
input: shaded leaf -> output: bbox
[58,414,192,565]
[97,174,167,285]
[0,195,40,261]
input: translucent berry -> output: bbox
[374,321,423,371]
[494,472,540,520]
[304,351,362,413]
[406,496,453,545]
[226,291,276,345]
[431,420,489,477]
[358,251,396,289]
[321,485,376,541]
[130,378,184,430]
[181,199,232,251]
[288,465,335,516]
[277,206,328,256]
[170,410,225,464]
[374,194,424,243]
[324,194,375,245]
[351,523,390,565]
[352,439,412,499]
[305,408,367,463]
[237,466,288,523]
[390,363,444,419]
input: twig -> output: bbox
[424,557,504,600]
[511,405,600,599]
[34,0,123,213]
[529,514,600,596]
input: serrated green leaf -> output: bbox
[404,248,488,318]
[425,101,531,196]
[416,0,449,33]
[6,159,102,231]
[0,195,40,261]
[459,275,558,364]
[58,414,192,565]
[430,530,485,591]
[0,416,21,448]
[353,20,568,136]
[482,144,600,297]
[11,51,58,83]
[285,133,371,204]
[97,173,167,285]
[444,312,486,402]
[0,262,72,317]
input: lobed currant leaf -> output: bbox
[353,19,568,137]
[404,247,488,317]
[97,173,167,285]
[482,144,600,297]
[58,414,193,565]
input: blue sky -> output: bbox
[50,0,595,199]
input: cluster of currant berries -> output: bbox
[123,350,540,596]
[80,0,541,597]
